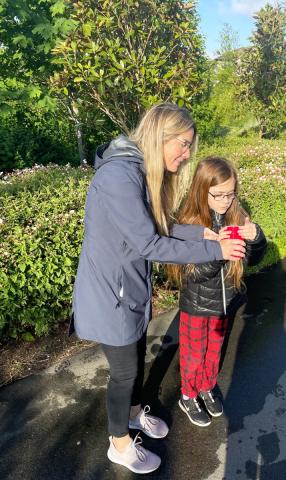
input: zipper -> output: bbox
[214,211,223,231]
[221,266,227,315]
[214,211,226,314]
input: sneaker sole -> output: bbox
[129,423,169,439]
[178,399,211,427]
[107,449,161,474]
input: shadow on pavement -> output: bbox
[1,256,286,479]
[222,250,286,479]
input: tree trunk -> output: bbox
[259,118,267,138]
[75,121,86,165]
[70,101,86,165]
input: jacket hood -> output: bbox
[95,134,144,170]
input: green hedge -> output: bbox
[0,138,285,338]
[0,165,92,338]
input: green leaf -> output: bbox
[22,332,35,342]
[82,23,92,37]
[18,263,26,273]
[28,86,42,99]
[51,0,67,16]
[124,78,133,89]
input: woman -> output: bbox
[72,103,245,474]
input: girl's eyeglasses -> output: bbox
[208,192,237,202]
[175,137,193,152]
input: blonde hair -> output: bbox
[130,103,197,235]
[169,156,247,288]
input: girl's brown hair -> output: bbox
[170,156,247,288]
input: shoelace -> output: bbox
[132,433,147,462]
[193,398,202,412]
[141,405,160,432]
[206,391,215,403]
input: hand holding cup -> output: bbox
[219,226,245,261]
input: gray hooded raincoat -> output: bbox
[72,135,223,346]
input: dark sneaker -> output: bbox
[178,396,211,427]
[199,390,223,417]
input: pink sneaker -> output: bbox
[107,433,161,474]
[129,405,169,438]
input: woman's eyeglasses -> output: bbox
[175,137,193,152]
[208,192,237,202]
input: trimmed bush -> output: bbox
[0,165,92,337]
[0,111,79,172]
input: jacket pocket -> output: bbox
[118,265,149,306]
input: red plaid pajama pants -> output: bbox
[179,311,228,398]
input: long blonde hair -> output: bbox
[130,103,197,235]
[170,156,247,288]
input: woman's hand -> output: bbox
[238,217,257,241]
[203,227,218,241]
[220,238,246,261]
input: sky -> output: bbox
[197,0,279,57]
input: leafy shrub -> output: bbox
[0,109,79,172]
[191,102,221,144]
[0,164,93,337]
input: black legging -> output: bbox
[101,332,147,437]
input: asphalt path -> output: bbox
[0,259,285,480]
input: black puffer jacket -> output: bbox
[179,211,267,317]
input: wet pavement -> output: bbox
[0,259,286,480]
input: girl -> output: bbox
[172,156,266,427]
[72,107,245,474]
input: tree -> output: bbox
[209,24,241,129]
[236,3,286,137]
[216,23,239,60]
[0,0,76,107]
[0,0,87,167]
[51,0,207,134]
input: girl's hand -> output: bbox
[218,226,233,241]
[204,227,219,241]
[238,217,257,241]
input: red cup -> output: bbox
[225,225,243,240]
